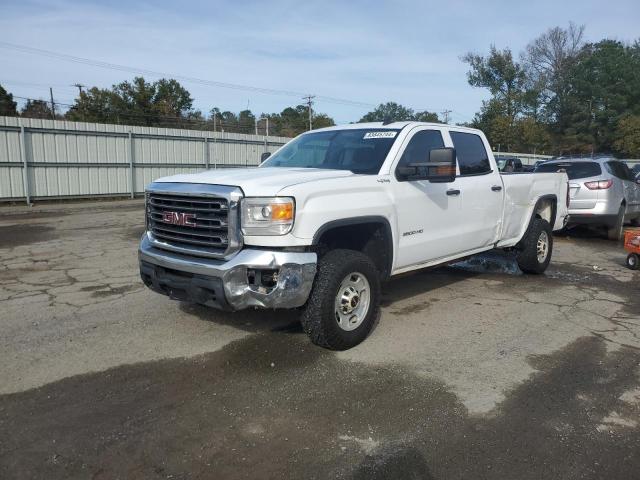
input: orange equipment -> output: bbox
[623,228,640,270]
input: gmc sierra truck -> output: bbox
[139,122,569,350]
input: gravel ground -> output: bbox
[0,199,638,479]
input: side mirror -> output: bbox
[260,152,271,163]
[397,148,457,183]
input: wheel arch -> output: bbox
[530,194,558,229]
[312,216,394,280]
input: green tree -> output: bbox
[65,87,118,123]
[21,99,54,119]
[614,115,640,157]
[66,77,195,127]
[462,46,527,122]
[358,102,440,123]
[359,102,415,122]
[413,110,440,123]
[565,40,640,153]
[0,85,18,116]
[518,117,552,154]
[237,109,256,134]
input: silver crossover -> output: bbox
[535,157,640,240]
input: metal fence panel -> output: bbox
[0,116,290,202]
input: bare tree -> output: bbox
[523,23,586,125]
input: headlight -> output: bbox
[241,197,295,235]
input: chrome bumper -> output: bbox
[139,234,317,310]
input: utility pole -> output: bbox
[49,87,56,120]
[440,109,452,124]
[72,83,85,96]
[212,112,217,132]
[303,95,315,131]
[265,116,269,137]
[255,117,258,135]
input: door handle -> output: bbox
[491,185,502,191]
[446,189,461,196]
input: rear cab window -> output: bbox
[449,131,491,176]
[535,162,602,180]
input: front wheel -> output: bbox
[627,253,639,270]
[300,249,380,350]
[516,218,553,274]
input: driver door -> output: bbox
[389,127,463,269]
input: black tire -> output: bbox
[627,253,639,270]
[607,204,626,241]
[300,249,380,350]
[516,218,553,274]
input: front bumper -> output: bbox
[139,234,317,310]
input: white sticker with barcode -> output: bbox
[363,131,397,139]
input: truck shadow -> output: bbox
[179,250,522,335]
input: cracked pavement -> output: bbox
[0,200,639,479]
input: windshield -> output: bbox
[496,159,507,170]
[261,129,400,174]
[535,161,602,180]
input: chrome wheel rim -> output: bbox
[334,272,371,332]
[537,231,549,263]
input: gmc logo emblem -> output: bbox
[162,211,196,227]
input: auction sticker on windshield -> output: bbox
[363,131,397,139]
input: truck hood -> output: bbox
[153,167,356,196]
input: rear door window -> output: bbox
[450,132,491,175]
[606,161,633,181]
[535,162,602,180]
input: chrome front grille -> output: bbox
[145,183,243,259]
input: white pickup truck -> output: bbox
[139,122,569,349]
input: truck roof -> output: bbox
[310,121,483,135]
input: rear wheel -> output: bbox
[607,204,626,241]
[300,249,380,350]
[516,218,553,274]
[627,253,639,270]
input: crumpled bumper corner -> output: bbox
[139,234,317,310]
[224,261,317,310]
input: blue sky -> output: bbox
[1,0,638,124]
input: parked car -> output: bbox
[532,160,547,170]
[140,122,569,350]
[535,157,640,239]
[630,163,640,179]
[496,156,523,172]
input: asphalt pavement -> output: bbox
[0,200,638,479]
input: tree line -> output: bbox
[0,77,338,137]
[0,77,441,137]
[463,23,640,157]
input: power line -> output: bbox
[0,41,379,110]
[1,41,463,117]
